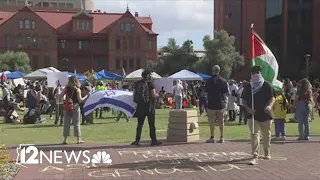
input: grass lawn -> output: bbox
[0,109,320,145]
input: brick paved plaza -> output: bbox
[9,137,320,180]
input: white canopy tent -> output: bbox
[24,67,60,80]
[169,69,203,81]
[124,69,161,81]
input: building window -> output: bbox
[79,40,89,49]
[19,20,23,29]
[50,2,57,7]
[129,57,134,69]
[4,35,12,48]
[122,37,127,50]
[121,23,134,32]
[24,20,30,29]
[61,40,67,48]
[116,57,121,69]
[135,36,140,50]
[100,40,107,51]
[32,56,39,70]
[66,3,73,8]
[31,21,36,29]
[77,21,90,31]
[136,56,141,68]
[148,40,153,50]
[120,24,124,31]
[128,36,134,49]
[116,36,121,50]
[43,36,50,48]
[122,57,127,69]
[42,2,49,7]
[61,58,69,71]
[58,3,65,8]
[31,36,37,48]
[44,56,50,67]
[17,35,23,48]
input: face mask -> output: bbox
[251,73,262,80]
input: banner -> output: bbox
[154,78,174,94]
[47,72,68,88]
[83,90,137,117]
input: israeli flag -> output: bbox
[83,90,137,117]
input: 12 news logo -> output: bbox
[16,145,112,167]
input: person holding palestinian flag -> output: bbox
[242,25,281,165]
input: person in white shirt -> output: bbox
[173,79,184,109]
[2,83,10,111]
[237,81,248,124]
[54,85,65,126]
[227,80,238,121]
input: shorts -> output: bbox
[207,109,225,125]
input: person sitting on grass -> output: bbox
[272,89,288,141]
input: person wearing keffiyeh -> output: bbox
[241,65,275,165]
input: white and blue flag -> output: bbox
[83,90,137,117]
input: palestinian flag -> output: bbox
[251,30,282,91]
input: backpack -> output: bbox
[133,80,150,104]
[64,88,75,112]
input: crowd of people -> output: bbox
[1,65,318,164]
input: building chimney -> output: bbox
[135,12,138,17]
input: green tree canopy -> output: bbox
[194,30,245,78]
[0,51,31,73]
[147,38,199,76]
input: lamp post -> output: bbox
[304,54,311,79]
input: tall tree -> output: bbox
[148,38,199,76]
[0,51,31,73]
[194,30,245,78]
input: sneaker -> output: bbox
[272,137,280,141]
[218,137,224,143]
[304,137,310,141]
[264,155,271,160]
[131,141,140,146]
[248,158,258,165]
[280,136,286,140]
[150,141,162,146]
[297,137,303,140]
[206,138,215,143]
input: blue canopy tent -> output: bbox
[6,71,25,79]
[68,72,87,81]
[93,70,122,80]
[196,73,211,80]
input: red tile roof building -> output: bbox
[0,6,158,74]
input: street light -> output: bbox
[304,54,311,79]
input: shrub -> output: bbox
[0,145,9,177]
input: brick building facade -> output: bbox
[215,0,320,79]
[0,6,157,74]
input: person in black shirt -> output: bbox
[131,69,162,146]
[206,65,230,143]
[242,65,275,165]
[198,81,208,116]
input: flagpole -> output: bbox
[250,23,255,135]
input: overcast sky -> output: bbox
[94,0,214,49]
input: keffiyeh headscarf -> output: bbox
[251,74,264,94]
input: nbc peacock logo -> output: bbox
[91,151,112,167]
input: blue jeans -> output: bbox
[295,101,311,139]
[274,119,286,137]
[199,97,207,114]
[175,96,182,109]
